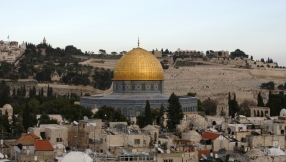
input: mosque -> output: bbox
[80,41,197,118]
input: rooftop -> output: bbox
[34,140,54,151]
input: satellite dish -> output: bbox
[0,153,4,158]
[158,147,164,153]
[166,149,170,154]
[154,144,158,148]
[123,149,129,155]
[265,113,271,120]
[128,141,133,146]
[106,150,111,156]
[198,144,202,150]
[73,121,78,125]
[84,116,88,121]
[13,146,21,153]
[202,154,208,160]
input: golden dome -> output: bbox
[113,47,164,81]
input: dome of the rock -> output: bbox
[113,47,164,81]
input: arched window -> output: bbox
[254,110,256,117]
[257,110,260,117]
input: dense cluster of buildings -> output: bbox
[1,41,286,162]
[0,40,26,64]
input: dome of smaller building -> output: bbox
[267,148,286,156]
[189,115,207,130]
[2,104,12,110]
[280,108,286,116]
[60,151,92,162]
[184,130,200,136]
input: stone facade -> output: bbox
[250,106,270,117]
[247,135,285,149]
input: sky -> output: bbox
[1,0,286,65]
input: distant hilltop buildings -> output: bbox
[0,39,26,64]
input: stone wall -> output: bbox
[247,135,285,149]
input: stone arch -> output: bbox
[261,111,264,117]
[257,110,260,117]
[129,108,133,117]
[254,110,256,117]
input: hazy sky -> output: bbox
[1,1,286,65]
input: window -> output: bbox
[163,159,173,162]
[56,138,62,142]
[134,139,140,145]
[220,141,223,148]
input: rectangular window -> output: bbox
[56,138,63,142]
[163,160,173,162]
[134,139,140,145]
[220,141,223,148]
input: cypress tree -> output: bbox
[23,85,26,97]
[12,87,16,97]
[167,93,183,131]
[41,88,44,97]
[33,86,36,97]
[144,100,153,126]
[257,92,264,107]
[159,104,165,127]
[23,103,32,130]
[266,91,272,107]
[47,85,50,96]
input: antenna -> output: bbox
[269,129,274,135]
[123,149,129,155]
[202,154,208,160]
[158,147,164,153]
[128,141,133,146]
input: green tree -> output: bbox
[239,99,255,117]
[144,100,153,126]
[1,110,10,132]
[159,104,165,127]
[187,92,196,97]
[23,103,32,130]
[257,92,264,107]
[201,99,218,116]
[167,93,183,131]
[136,114,145,128]
[38,112,58,125]
[93,106,126,122]
[229,93,239,116]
